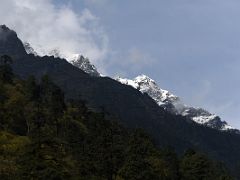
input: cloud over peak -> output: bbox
[0,0,109,65]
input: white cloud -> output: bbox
[0,0,109,65]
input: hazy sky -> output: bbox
[0,0,240,128]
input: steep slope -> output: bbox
[1,25,240,173]
[0,25,26,56]
[0,74,233,179]
[116,75,237,132]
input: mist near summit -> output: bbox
[0,0,108,68]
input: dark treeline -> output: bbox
[0,56,233,179]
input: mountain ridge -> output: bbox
[23,41,237,132]
[1,25,240,174]
[23,42,100,77]
[116,75,238,132]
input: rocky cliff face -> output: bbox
[23,42,39,56]
[69,54,100,77]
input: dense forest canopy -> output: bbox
[0,55,234,179]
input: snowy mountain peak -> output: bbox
[69,54,100,77]
[134,75,179,101]
[117,75,179,106]
[23,42,38,56]
[134,74,154,83]
[23,42,101,77]
[116,75,237,132]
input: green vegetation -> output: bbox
[0,56,233,179]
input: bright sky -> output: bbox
[0,0,240,128]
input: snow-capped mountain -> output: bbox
[116,75,237,132]
[23,42,38,56]
[23,43,100,77]
[116,75,179,106]
[23,42,237,132]
[68,54,100,77]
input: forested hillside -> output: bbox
[0,56,234,179]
